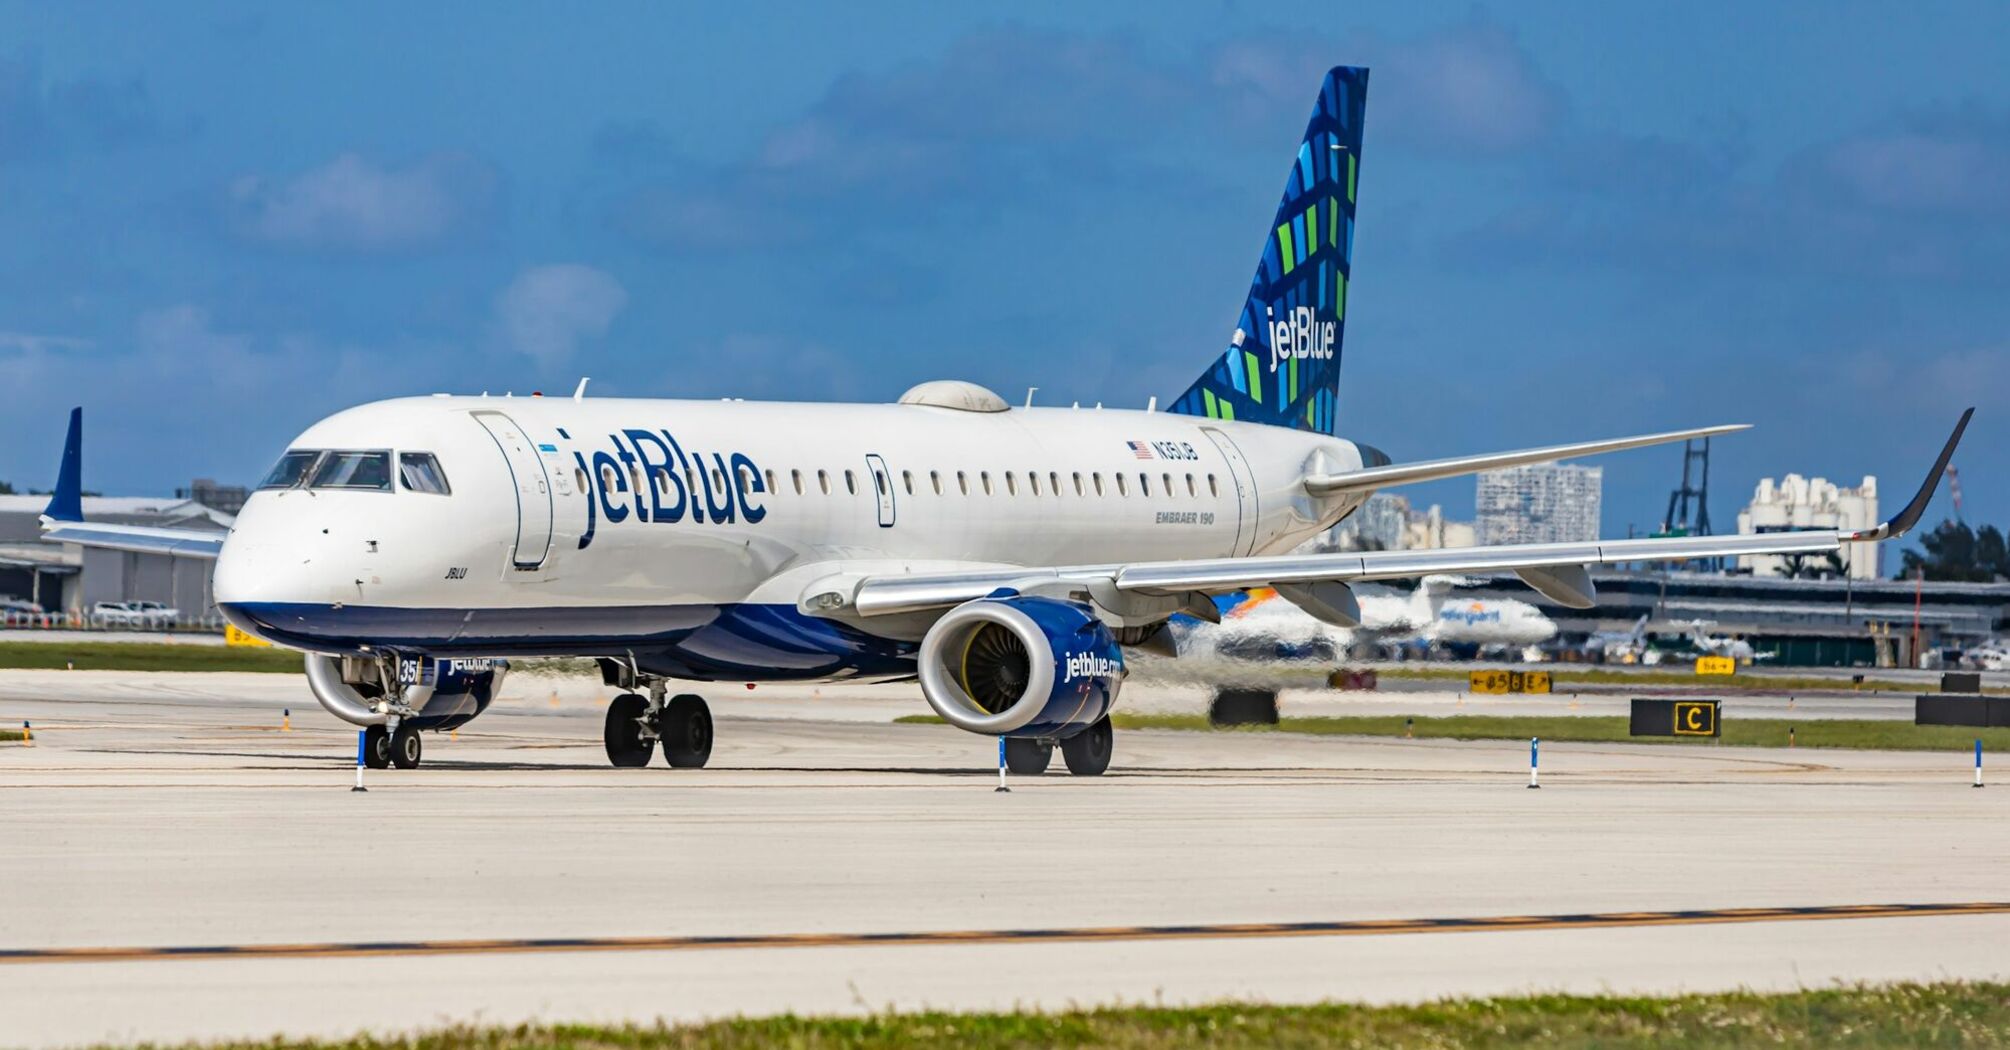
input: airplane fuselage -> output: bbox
[217,394,1373,679]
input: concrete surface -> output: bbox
[0,669,2005,1048]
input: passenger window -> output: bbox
[902,470,914,495]
[1073,472,1084,496]
[792,469,804,495]
[764,469,776,494]
[1028,472,1040,496]
[575,467,589,493]
[310,451,393,491]
[1005,472,1017,496]
[845,470,857,495]
[1093,473,1104,496]
[737,467,752,496]
[957,471,968,495]
[818,470,831,495]
[981,471,993,495]
[931,471,942,495]
[259,450,322,490]
[1049,471,1060,496]
[1116,474,1129,497]
[874,470,888,495]
[1208,474,1219,497]
[1162,473,1173,497]
[712,468,725,492]
[1138,473,1150,498]
[655,468,670,495]
[1186,473,1196,497]
[397,453,451,495]
[602,464,619,491]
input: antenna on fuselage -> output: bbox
[1024,387,1037,408]
[573,377,590,402]
[1147,396,1158,413]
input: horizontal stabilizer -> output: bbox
[1303,423,1749,496]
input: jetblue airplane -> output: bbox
[39,67,1968,776]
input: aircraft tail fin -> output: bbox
[42,408,83,523]
[1169,66,1367,434]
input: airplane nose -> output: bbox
[212,537,273,606]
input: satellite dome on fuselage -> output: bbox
[896,380,1009,413]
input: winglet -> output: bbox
[42,407,84,524]
[1847,407,1973,542]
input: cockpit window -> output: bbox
[258,450,323,490]
[398,452,451,495]
[308,451,393,491]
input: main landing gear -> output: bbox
[603,683,714,770]
[1002,716,1114,777]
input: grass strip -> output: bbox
[1371,665,2004,695]
[0,641,302,674]
[101,982,2010,1049]
[896,712,2010,752]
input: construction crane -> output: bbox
[1654,437,1717,571]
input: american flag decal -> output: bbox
[1126,441,1155,460]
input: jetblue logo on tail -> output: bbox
[1266,307,1336,373]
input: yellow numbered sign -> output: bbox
[1467,670,1510,694]
[1694,655,1735,676]
[1520,670,1552,694]
[224,624,272,648]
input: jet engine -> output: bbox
[304,652,507,731]
[917,596,1123,738]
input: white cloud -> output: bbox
[228,152,496,251]
[492,264,628,366]
[0,331,92,353]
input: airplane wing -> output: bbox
[830,410,1970,620]
[1304,423,1749,496]
[35,407,228,560]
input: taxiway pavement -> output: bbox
[0,669,2003,1048]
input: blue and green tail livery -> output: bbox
[1170,66,1367,434]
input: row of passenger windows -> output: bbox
[579,464,1223,502]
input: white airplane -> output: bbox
[1679,620,1772,663]
[36,66,1968,777]
[1183,577,1555,662]
[1962,642,2010,672]
[1581,613,1653,664]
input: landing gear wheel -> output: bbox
[390,724,423,769]
[1005,738,1052,775]
[659,694,713,768]
[603,693,655,767]
[1061,716,1113,776]
[363,724,391,769]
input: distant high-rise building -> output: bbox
[1737,474,1880,580]
[1327,492,1407,550]
[1476,463,1602,545]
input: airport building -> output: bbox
[1735,473,1881,580]
[1476,463,1602,545]
[1318,493,1477,552]
[0,495,232,624]
[1461,568,2009,667]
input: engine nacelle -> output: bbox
[304,653,507,731]
[917,596,1123,739]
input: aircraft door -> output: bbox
[865,453,896,527]
[472,411,555,570]
[1202,428,1258,557]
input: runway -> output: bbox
[1,669,2005,1047]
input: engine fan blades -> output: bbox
[961,623,1031,713]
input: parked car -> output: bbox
[129,600,181,626]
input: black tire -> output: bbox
[660,694,713,768]
[363,724,391,769]
[1061,716,1113,776]
[1005,737,1052,775]
[603,693,654,767]
[390,724,423,769]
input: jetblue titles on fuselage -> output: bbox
[570,427,768,550]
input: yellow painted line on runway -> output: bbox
[3,902,2006,965]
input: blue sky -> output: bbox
[2,2,2005,544]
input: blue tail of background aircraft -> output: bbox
[1169,66,1367,435]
